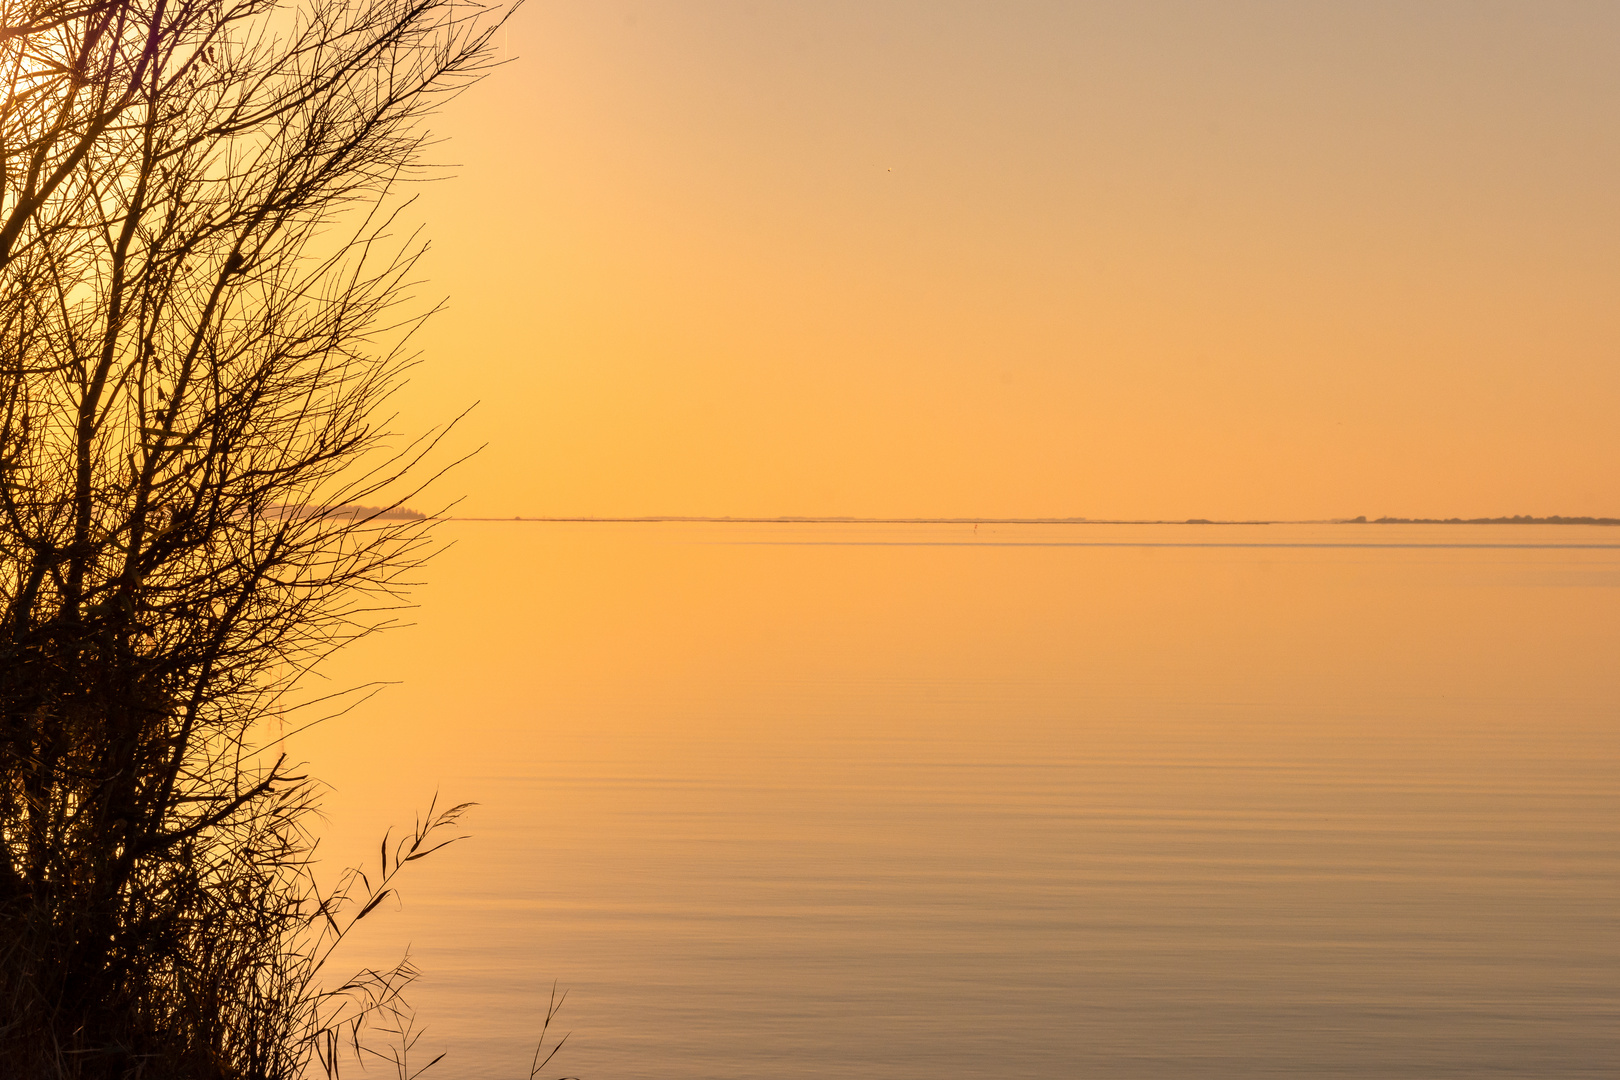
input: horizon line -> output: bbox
[433,514,1620,526]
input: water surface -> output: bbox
[302,522,1619,1078]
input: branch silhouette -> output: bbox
[0,0,533,1075]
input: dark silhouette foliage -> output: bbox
[0,0,507,1073]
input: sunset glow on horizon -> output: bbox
[394,1,1620,521]
[7,1,1614,1074]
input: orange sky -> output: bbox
[393,1,1620,520]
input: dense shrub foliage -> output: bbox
[0,0,500,1073]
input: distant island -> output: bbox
[1343,515,1620,526]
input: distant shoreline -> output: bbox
[437,515,1620,526]
[1343,515,1620,526]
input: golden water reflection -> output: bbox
[299,523,1619,1079]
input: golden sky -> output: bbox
[397,1,1620,520]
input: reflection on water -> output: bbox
[300,523,1619,1079]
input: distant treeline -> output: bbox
[1348,515,1620,526]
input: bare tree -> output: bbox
[0,0,508,1073]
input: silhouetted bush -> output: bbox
[0,0,508,1073]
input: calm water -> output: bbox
[301,523,1620,1079]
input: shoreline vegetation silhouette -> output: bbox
[0,0,572,1077]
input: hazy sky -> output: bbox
[397,1,1620,519]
